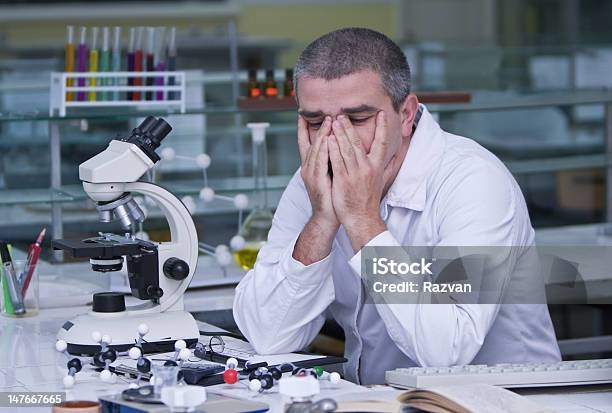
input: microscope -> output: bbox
[53,116,200,355]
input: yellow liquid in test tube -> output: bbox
[232,243,263,270]
[89,50,98,101]
[65,43,75,101]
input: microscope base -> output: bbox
[57,309,200,355]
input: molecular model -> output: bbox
[55,323,193,389]
[150,123,271,270]
[221,359,340,394]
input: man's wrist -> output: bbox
[310,214,340,237]
[292,215,339,266]
[344,215,387,253]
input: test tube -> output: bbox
[65,26,75,102]
[145,27,155,101]
[99,27,110,101]
[127,27,136,101]
[88,27,99,101]
[111,27,121,101]
[133,27,144,101]
[154,27,166,101]
[77,26,88,101]
[167,27,176,100]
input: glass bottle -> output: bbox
[284,68,294,97]
[234,123,274,270]
[263,69,278,98]
[247,69,261,98]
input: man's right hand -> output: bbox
[297,115,339,229]
[293,115,340,266]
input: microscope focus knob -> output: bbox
[163,257,190,280]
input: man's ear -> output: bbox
[400,94,419,138]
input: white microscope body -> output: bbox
[54,116,200,355]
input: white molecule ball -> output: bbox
[215,244,229,255]
[128,383,139,389]
[226,358,238,370]
[199,187,215,202]
[138,323,150,336]
[110,373,118,384]
[230,235,245,251]
[128,347,142,360]
[91,331,102,343]
[100,369,113,383]
[135,231,150,241]
[174,340,187,351]
[181,196,196,214]
[101,335,112,345]
[160,147,176,161]
[196,153,211,169]
[329,372,341,385]
[55,340,67,352]
[63,375,75,388]
[216,251,233,267]
[249,379,262,392]
[233,194,249,210]
[178,348,191,361]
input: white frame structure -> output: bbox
[49,71,186,117]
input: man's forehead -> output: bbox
[299,104,379,118]
[297,70,387,116]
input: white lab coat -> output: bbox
[233,105,561,384]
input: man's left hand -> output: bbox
[329,111,398,252]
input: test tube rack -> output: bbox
[49,71,186,117]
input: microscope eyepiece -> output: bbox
[149,118,172,147]
[123,116,172,163]
[136,116,158,134]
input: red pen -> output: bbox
[21,228,45,296]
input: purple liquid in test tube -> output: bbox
[155,62,165,101]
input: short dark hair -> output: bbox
[294,27,411,112]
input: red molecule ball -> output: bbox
[224,368,238,384]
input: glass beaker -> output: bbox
[1,260,39,317]
[234,123,274,270]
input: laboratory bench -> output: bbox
[1,291,611,412]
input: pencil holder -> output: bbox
[1,260,39,317]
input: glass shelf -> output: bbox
[0,187,74,205]
[0,175,294,207]
[1,88,612,122]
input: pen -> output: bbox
[20,228,45,296]
[0,242,25,315]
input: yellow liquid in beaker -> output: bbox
[233,246,261,270]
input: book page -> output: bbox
[399,384,555,413]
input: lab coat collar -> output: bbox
[384,104,445,212]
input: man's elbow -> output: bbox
[233,301,300,355]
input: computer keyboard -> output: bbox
[385,358,612,389]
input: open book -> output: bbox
[397,383,555,413]
[335,384,555,413]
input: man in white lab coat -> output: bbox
[233,27,560,384]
